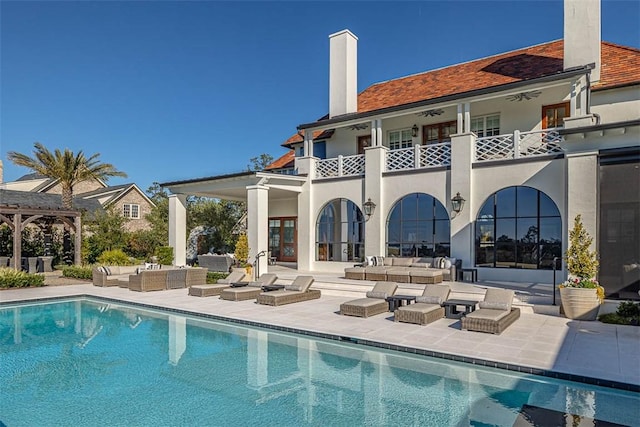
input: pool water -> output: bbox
[1,298,638,426]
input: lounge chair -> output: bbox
[339,281,398,318]
[461,288,520,334]
[256,276,319,306]
[219,274,278,301]
[394,284,450,325]
[188,270,247,297]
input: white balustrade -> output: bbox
[315,154,365,179]
[386,143,451,172]
[475,129,563,162]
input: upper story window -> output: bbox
[123,204,140,219]
[296,141,327,158]
[471,114,500,137]
[423,121,457,144]
[388,129,413,150]
[542,102,570,129]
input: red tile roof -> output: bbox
[278,40,639,149]
[264,151,295,170]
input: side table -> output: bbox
[385,295,416,312]
[442,299,478,319]
[458,268,478,283]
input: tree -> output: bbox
[8,142,127,209]
[247,153,274,172]
[83,207,129,264]
[565,214,599,279]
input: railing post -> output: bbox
[513,130,520,159]
[338,155,343,177]
[552,256,560,306]
[414,145,421,168]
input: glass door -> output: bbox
[269,217,297,262]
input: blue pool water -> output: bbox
[1,298,638,426]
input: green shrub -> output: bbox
[155,246,174,265]
[207,272,229,284]
[62,265,93,280]
[97,249,133,266]
[0,268,45,288]
[598,313,630,325]
[616,300,640,318]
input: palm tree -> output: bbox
[7,142,127,209]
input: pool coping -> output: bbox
[3,294,639,393]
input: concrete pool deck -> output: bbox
[1,275,639,390]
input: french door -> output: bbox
[269,217,297,262]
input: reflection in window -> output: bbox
[386,193,450,257]
[476,186,561,269]
[316,199,364,262]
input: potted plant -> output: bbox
[234,233,252,279]
[559,215,604,320]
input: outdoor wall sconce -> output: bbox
[363,198,376,220]
[412,124,419,138]
[451,192,466,216]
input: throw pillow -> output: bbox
[443,258,452,269]
[366,256,374,266]
[433,257,445,269]
[103,266,112,275]
[366,291,388,299]
[479,301,510,311]
[373,256,385,266]
[97,266,107,275]
[416,295,443,305]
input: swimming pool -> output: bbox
[1,298,638,426]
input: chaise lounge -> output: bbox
[219,273,278,301]
[339,281,398,318]
[394,284,450,325]
[256,276,319,306]
[460,288,520,334]
[188,270,247,297]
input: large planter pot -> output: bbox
[559,287,601,321]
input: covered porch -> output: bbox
[161,171,306,276]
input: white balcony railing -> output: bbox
[386,142,451,172]
[315,154,365,179]
[475,129,564,162]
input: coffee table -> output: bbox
[385,295,417,312]
[442,299,478,319]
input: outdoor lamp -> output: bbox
[412,124,419,138]
[363,198,376,220]
[451,192,466,215]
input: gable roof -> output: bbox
[264,151,295,171]
[77,183,156,207]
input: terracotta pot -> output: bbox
[559,287,600,321]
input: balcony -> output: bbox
[315,154,365,179]
[386,142,451,172]
[475,129,564,162]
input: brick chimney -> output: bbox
[564,0,601,82]
[329,29,358,118]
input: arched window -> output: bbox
[476,186,561,269]
[386,193,450,257]
[316,199,364,262]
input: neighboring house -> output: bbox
[162,0,639,300]
[0,172,155,232]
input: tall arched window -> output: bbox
[316,199,364,262]
[386,193,450,257]
[476,186,561,269]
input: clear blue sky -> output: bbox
[1,1,638,192]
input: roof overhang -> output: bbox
[160,171,306,201]
[298,65,593,131]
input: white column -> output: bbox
[457,104,463,134]
[566,152,599,252]
[464,102,471,133]
[450,132,476,269]
[304,129,313,157]
[247,184,269,278]
[297,173,314,271]
[169,194,187,266]
[364,145,387,256]
[370,120,377,146]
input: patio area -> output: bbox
[1,268,639,390]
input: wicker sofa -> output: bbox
[344,256,460,283]
[92,266,141,287]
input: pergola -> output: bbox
[0,189,99,269]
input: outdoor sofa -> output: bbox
[256,276,319,306]
[339,281,398,318]
[394,284,450,325]
[93,265,142,287]
[460,288,520,334]
[188,270,247,297]
[219,273,278,301]
[344,256,460,283]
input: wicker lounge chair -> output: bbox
[219,274,278,301]
[129,270,168,292]
[256,276,319,306]
[166,267,208,289]
[188,270,246,297]
[394,284,450,325]
[461,288,520,334]
[339,281,398,318]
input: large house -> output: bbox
[0,170,155,232]
[162,0,639,300]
